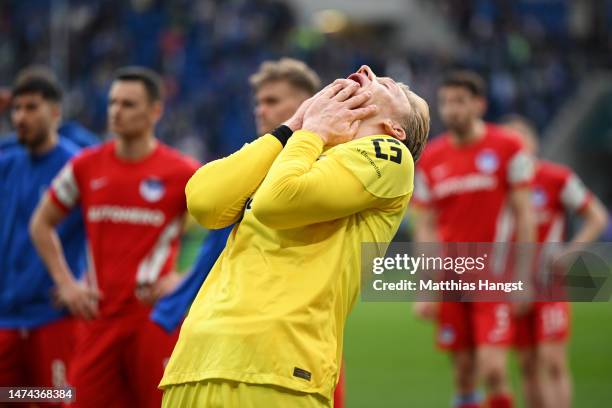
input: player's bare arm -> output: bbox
[412,206,439,243]
[29,194,101,320]
[411,206,441,320]
[569,197,609,245]
[508,187,536,314]
[554,196,609,266]
[137,271,182,306]
[509,187,536,243]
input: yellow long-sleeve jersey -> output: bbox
[160,130,414,400]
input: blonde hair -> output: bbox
[249,58,321,96]
[398,83,430,161]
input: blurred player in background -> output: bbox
[1,120,98,153]
[0,82,98,155]
[502,115,609,408]
[30,67,199,408]
[1,119,98,153]
[160,66,429,407]
[0,68,86,397]
[412,71,535,408]
[251,58,320,135]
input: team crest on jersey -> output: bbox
[532,187,547,207]
[139,177,165,202]
[475,150,499,174]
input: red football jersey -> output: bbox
[49,141,199,318]
[413,124,533,242]
[531,160,592,242]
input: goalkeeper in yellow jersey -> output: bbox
[160,65,430,407]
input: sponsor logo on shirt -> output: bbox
[356,147,382,178]
[475,149,499,174]
[140,177,165,202]
[87,205,165,226]
[432,174,497,199]
[90,177,108,191]
[431,164,448,179]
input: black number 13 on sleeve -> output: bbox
[372,138,402,164]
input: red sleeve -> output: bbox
[504,136,534,189]
[48,188,72,213]
[48,151,88,212]
[559,169,593,213]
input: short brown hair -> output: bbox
[249,58,320,96]
[441,70,487,97]
[12,66,62,102]
[398,83,430,161]
[113,66,164,102]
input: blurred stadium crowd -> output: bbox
[1,0,611,161]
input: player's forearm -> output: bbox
[252,130,323,228]
[510,188,536,243]
[29,216,76,287]
[569,199,609,244]
[414,226,438,242]
[511,204,537,289]
[514,211,535,243]
[412,209,439,242]
[186,135,282,229]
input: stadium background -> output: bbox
[1,0,611,406]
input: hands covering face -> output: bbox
[284,79,378,146]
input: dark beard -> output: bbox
[17,129,48,151]
[445,118,474,139]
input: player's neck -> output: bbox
[30,131,59,156]
[353,120,386,140]
[450,120,486,146]
[115,133,158,161]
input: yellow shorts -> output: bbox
[161,380,332,408]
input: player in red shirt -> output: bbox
[30,67,199,408]
[502,116,608,408]
[412,71,535,408]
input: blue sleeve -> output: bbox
[58,121,100,148]
[150,225,233,332]
[0,134,18,153]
